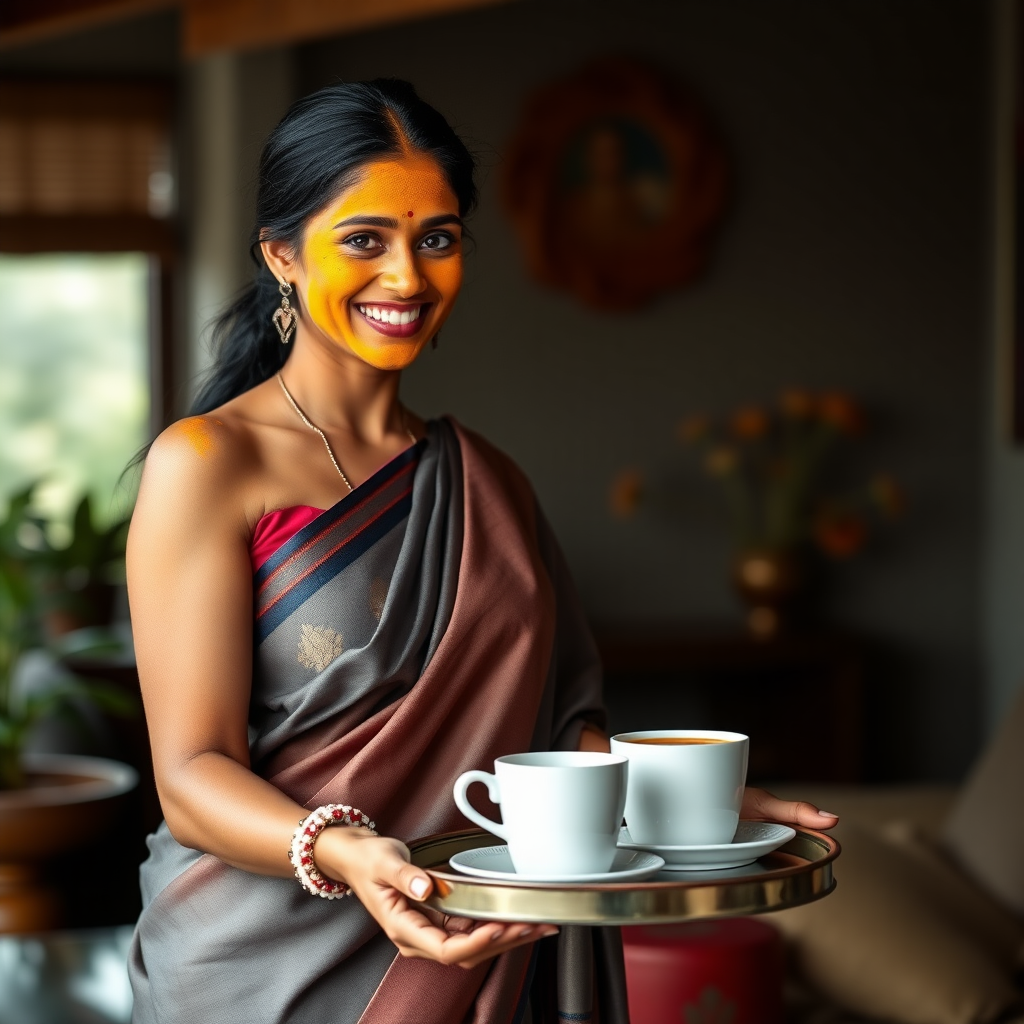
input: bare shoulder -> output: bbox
[146,413,238,496]
[133,405,261,541]
[148,412,249,480]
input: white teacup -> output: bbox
[610,730,749,847]
[453,751,628,876]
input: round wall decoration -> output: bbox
[501,57,729,311]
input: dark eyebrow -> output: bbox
[332,213,463,231]
[333,215,400,229]
[421,214,464,230]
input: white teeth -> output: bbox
[358,305,423,324]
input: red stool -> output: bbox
[622,918,784,1024]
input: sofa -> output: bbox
[766,691,1024,1024]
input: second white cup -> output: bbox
[610,730,749,847]
[453,751,628,876]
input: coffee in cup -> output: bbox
[453,751,628,876]
[627,737,728,745]
[610,730,748,847]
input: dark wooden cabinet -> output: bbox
[593,623,864,784]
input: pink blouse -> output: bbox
[250,505,324,573]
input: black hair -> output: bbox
[189,78,477,416]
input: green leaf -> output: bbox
[51,627,124,660]
[73,681,137,717]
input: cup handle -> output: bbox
[453,770,509,842]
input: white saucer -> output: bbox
[617,822,796,871]
[448,845,665,883]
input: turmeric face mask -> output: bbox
[299,153,463,370]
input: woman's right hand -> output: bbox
[318,827,557,969]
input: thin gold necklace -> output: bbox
[276,372,416,493]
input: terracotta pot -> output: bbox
[732,549,805,639]
[0,754,137,933]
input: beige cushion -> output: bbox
[881,821,1024,970]
[944,687,1024,916]
[771,820,1022,1024]
[768,783,957,838]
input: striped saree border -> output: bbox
[254,440,424,643]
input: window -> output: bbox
[0,79,176,527]
[0,252,150,528]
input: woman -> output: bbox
[127,80,836,1023]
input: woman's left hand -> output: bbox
[741,787,839,829]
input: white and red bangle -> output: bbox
[288,803,377,899]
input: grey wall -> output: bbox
[985,412,1024,732]
[299,0,991,781]
[984,0,1024,733]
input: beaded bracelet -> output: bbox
[288,803,378,899]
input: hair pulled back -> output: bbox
[190,79,477,416]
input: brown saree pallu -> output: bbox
[129,419,609,1024]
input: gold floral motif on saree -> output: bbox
[297,624,344,672]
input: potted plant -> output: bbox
[611,391,903,637]
[40,493,130,636]
[0,484,137,932]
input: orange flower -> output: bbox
[814,512,867,558]
[609,470,643,518]
[817,392,865,435]
[869,475,905,517]
[780,389,814,418]
[676,415,709,444]
[705,446,739,476]
[730,406,770,439]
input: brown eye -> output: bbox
[420,232,454,251]
[343,233,382,252]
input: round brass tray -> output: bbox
[410,827,839,926]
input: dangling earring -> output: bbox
[272,280,296,344]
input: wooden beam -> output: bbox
[183,0,510,57]
[0,215,177,258]
[0,0,175,51]
[0,79,173,118]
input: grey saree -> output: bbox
[128,418,607,1024]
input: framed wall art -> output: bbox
[501,57,729,312]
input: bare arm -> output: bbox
[128,419,553,966]
[128,419,298,875]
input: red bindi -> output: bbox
[407,211,414,218]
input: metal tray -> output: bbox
[410,827,839,926]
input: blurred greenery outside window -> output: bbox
[0,253,149,540]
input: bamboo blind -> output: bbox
[0,81,173,219]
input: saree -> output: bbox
[128,418,609,1024]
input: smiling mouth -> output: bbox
[356,303,428,338]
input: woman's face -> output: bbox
[296,152,463,371]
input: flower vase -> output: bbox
[732,550,804,640]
